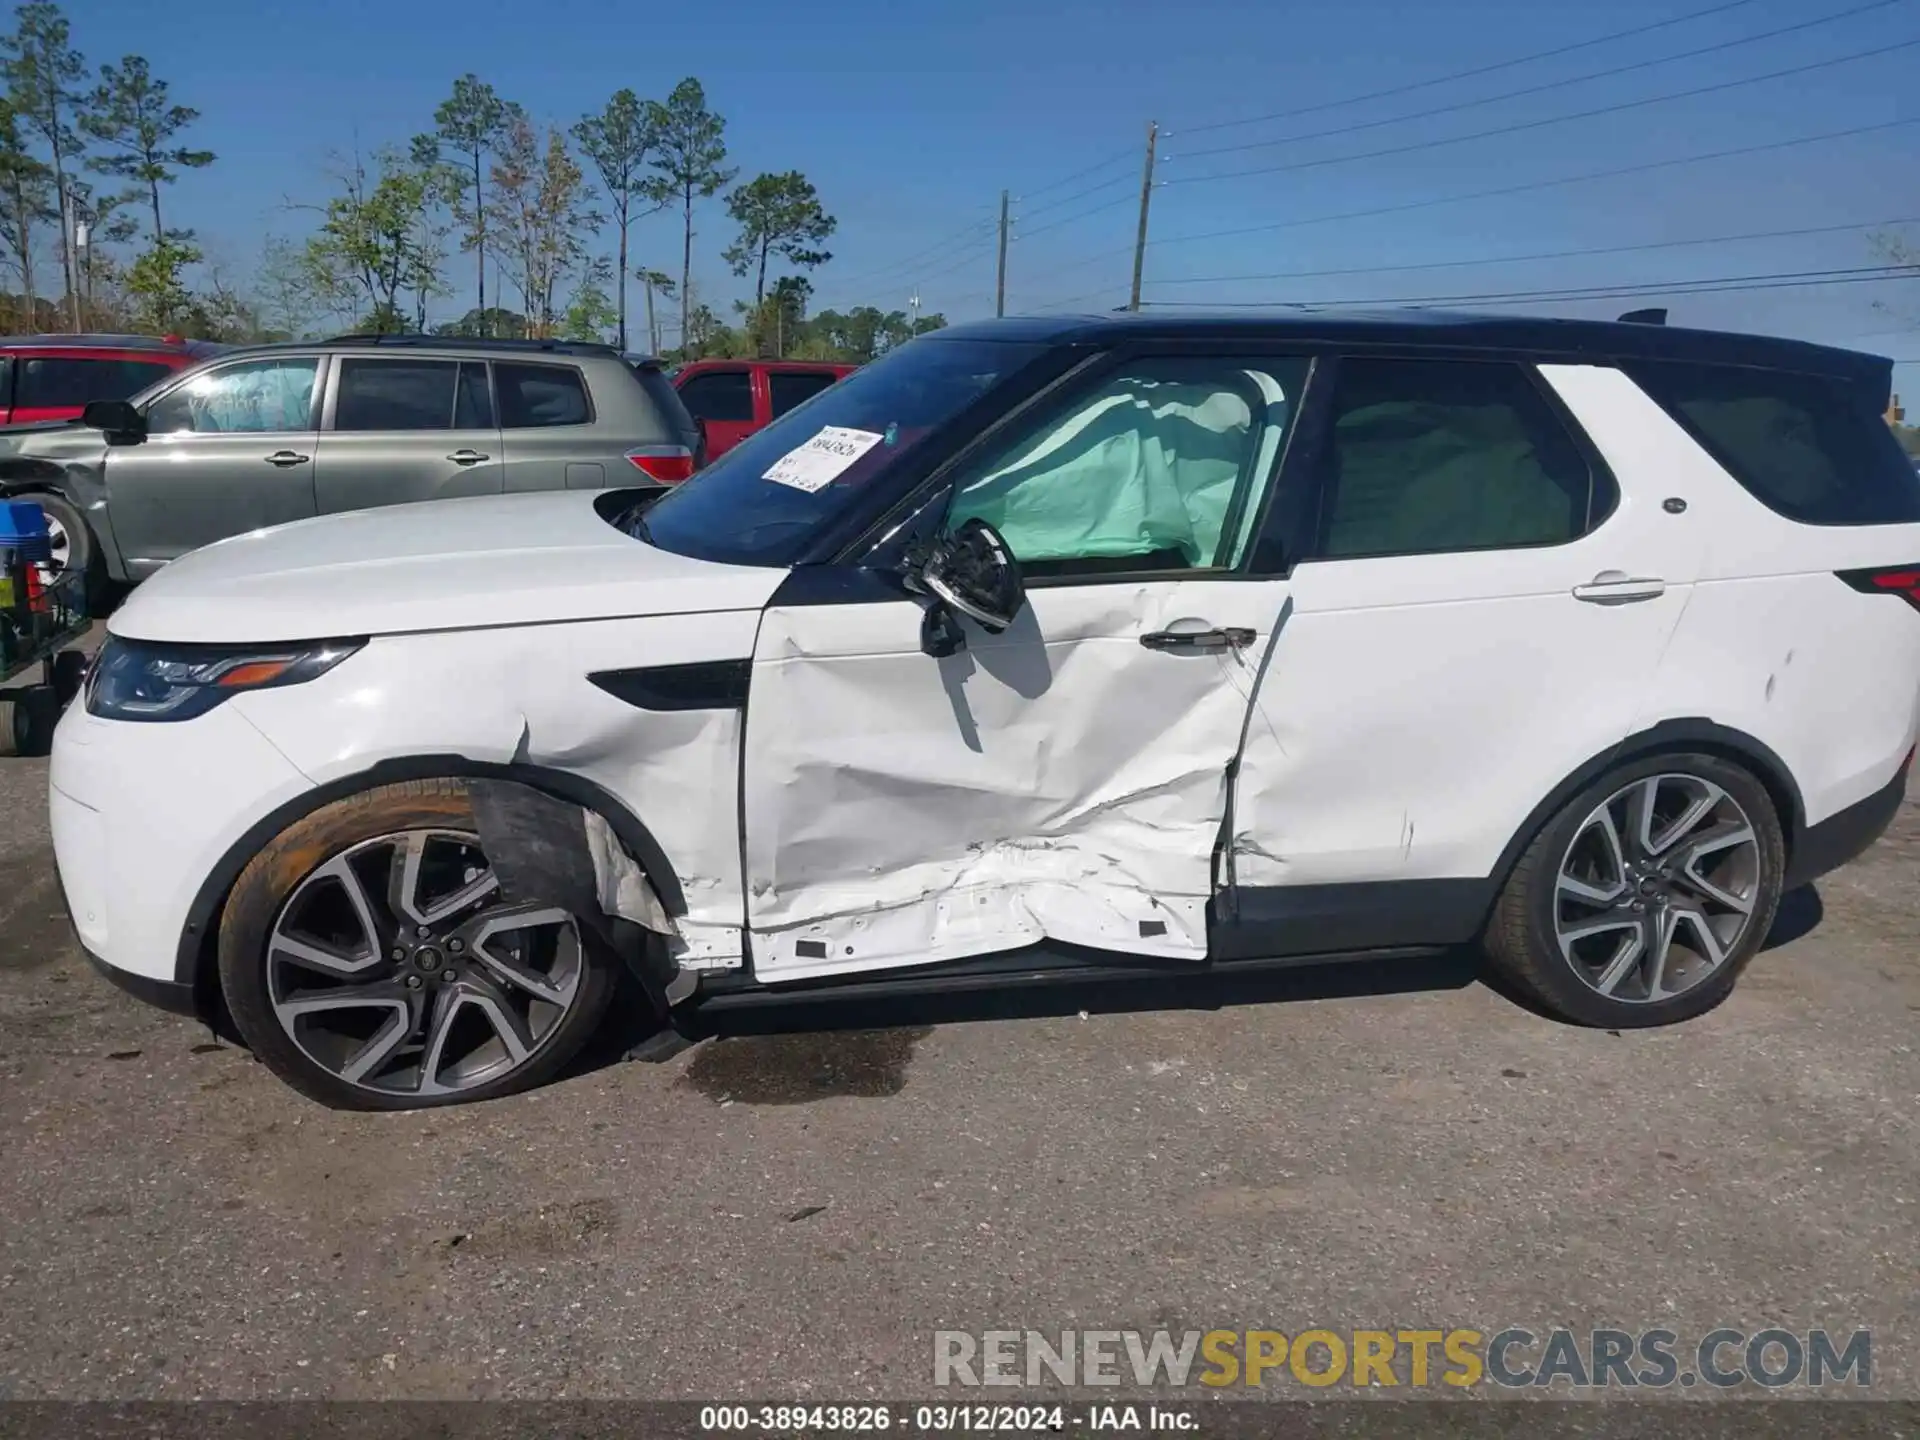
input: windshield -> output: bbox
[635,337,1045,566]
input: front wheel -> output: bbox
[1484,753,1785,1028]
[217,779,617,1110]
[26,490,108,617]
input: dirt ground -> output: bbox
[0,720,1914,1403]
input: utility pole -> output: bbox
[995,188,1010,318]
[1128,120,1159,313]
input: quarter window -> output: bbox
[677,370,754,424]
[946,357,1308,577]
[144,357,320,435]
[1628,361,1920,526]
[495,362,590,428]
[1310,358,1601,560]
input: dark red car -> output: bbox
[670,359,856,460]
[0,334,225,426]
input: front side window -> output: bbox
[638,338,1046,568]
[1310,358,1600,560]
[145,357,321,435]
[946,357,1307,577]
[333,358,461,432]
[19,356,175,408]
[496,362,591,428]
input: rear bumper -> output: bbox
[1787,758,1908,889]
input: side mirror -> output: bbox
[913,518,1025,656]
[80,399,145,440]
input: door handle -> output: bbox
[1140,627,1256,653]
[1572,571,1666,605]
[264,450,310,467]
[447,449,490,465]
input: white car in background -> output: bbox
[49,311,1920,1109]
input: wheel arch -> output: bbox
[1487,718,1805,902]
[0,474,132,585]
[173,755,690,1000]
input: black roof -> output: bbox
[934,309,1892,388]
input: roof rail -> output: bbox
[320,332,624,356]
[0,332,193,351]
[1618,308,1668,326]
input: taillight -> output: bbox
[626,446,696,484]
[1838,566,1920,612]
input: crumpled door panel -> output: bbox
[743,578,1289,981]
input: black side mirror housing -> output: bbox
[912,518,1025,656]
[80,399,145,439]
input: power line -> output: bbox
[1166,36,1920,187]
[1173,0,1901,163]
[1018,172,1134,224]
[1139,263,1920,309]
[812,215,998,301]
[1150,216,1920,287]
[1147,117,1919,251]
[1017,147,1138,203]
[1176,0,1767,137]
[1016,191,1140,242]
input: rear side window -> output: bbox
[334,358,460,431]
[677,369,753,423]
[1311,358,1603,560]
[1630,362,1920,526]
[18,356,175,408]
[496,362,591,428]
[769,370,837,417]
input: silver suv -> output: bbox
[0,334,700,606]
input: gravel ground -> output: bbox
[0,712,1914,1404]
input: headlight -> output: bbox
[85,636,364,722]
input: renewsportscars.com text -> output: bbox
[932,1327,1872,1389]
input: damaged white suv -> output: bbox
[51,311,1920,1109]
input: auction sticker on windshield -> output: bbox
[763,426,886,493]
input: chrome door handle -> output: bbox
[447,449,490,465]
[1572,570,1666,604]
[1140,627,1256,653]
[265,450,310,467]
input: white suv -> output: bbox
[49,312,1920,1109]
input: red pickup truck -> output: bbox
[0,334,223,425]
[670,359,856,460]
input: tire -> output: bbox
[1484,751,1785,1028]
[217,778,618,1110]
[26,490,109,618]
[0,684,60,758]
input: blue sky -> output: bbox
[75,0,1920,377]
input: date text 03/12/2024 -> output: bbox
[698,1404,1194,1432]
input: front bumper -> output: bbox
[49,696,316,990]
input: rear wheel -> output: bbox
[1485,753,1785,1027]
[218,779,617,1110]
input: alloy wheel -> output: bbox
[265,829,585,1097]
[1553,773,1763,1004]
[35,512,68,589]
